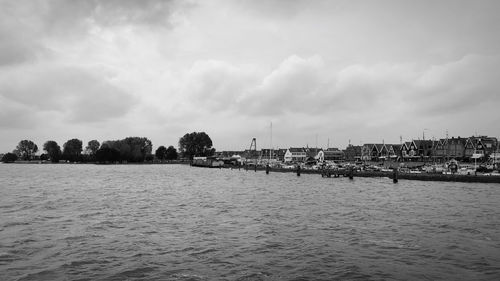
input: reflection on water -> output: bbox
[1,164,499,280]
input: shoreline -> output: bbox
[222,165,500,184]
[1,160,191,165]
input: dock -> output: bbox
[216,165,500,183]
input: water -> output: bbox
[1,164,499,281]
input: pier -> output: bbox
[203,164,500,183]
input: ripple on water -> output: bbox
[0,164,500,280]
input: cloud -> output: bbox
[1,0,500,152]
[0,64,138,125]
[238,55,325,115]
[0,0,185,66]
[181,60,259,111]
[0,97,38,129]
[234,0,312,19]
[414,54,500,115]
[177,53,500,124]
[44,0,181,29]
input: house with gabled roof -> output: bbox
[464,137,476,159]
[414,140,434,159]
[375,144,389,159]
[433,137,467,160]
[433,139,448,160]
[448,137,467,159]
[284,147,307,163]
[361,144,374,160]
[401,141,416,159]
[477,136,498,156]
[464,136,499,160]
[370,144,380,160]
[386,144,401,160]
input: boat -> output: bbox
[191,156,224,168]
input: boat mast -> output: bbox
[270,122,272,161]
[446,130,449,162]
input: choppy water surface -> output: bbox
[1,164,499,281]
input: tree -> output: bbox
[62,138,83,162]
[145,154,154,162]
[95,147,120,163]
[123,137,152,162]
[16,140,38,160]
[43,140,62,163]
[86,140,100,156]
[1,152,18,163]
[100,137,153,162]
[178,132,214,159]
[155,146,167,161]
[165,146,178,160]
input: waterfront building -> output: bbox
[323,147,344,161]
[215,151,245,158]
[361,144,375,160]
[284,147,307,163]
[275,148,287,162]
[464,136,499,161]
[260,149,277,160]
[483,137,499,154]
[386,144,402,160]
[464,138,477,160]
[414,140,434,160]
[433,139,448,161]
[344,145,362,161]
[374,144,388,160]
[433,137,466,161]
[306,147,322,159]
[448,137,467,160]
[400,141,419,161]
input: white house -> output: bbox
[284,148,307,163]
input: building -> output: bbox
[386,144,402,161]
[361,144,375,160]
[464,138,477,160]
[464,136,498,161]
[344,145,362,161]
[260,149,278,160]
[414,140,434,159]
[374,144,388,160]
[284,147,307,163]
[215,151,245,158]
[323,148,344,161]
[275,148,287,162]
[432,137,467,161]
[433,139,447,160]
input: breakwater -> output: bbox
[230,165,500,183]
[387,172,500,183]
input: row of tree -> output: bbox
[2,132,215,163]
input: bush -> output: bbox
[1,152,18,163]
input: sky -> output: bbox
[1,0,500,153]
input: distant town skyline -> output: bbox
[1,0,500,153]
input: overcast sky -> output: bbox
[1,0,500,153]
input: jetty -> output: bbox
[213,165,500,183]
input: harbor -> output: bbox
[189,156,500,183]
